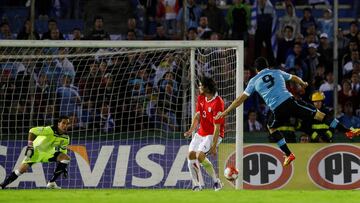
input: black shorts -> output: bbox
[268,97,317,129]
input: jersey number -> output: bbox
[262,74,275,89]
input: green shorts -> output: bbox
[22,150,60,164]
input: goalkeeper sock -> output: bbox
[1,170,22,188]
[201,157,217,182]
[49,160,69,182]
[187,159,200,186]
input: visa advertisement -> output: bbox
[0,140,359,189]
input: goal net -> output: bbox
[0,40,243,189]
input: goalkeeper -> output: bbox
[0,116,71,189]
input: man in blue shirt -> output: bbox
[216,57,360,166]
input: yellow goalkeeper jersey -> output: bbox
[29,126,70,154]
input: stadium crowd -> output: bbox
[0,0,359,143]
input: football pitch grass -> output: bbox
[1,189,360,203]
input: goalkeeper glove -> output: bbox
[25,141,34,158]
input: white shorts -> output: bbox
[188,133,222,154]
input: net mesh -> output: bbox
[0,44,238,188]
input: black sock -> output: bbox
[323,115,349,133]
[280,144,292,156]
[1,171,19,188]
[50,162,68,182]
[271,130,292,156]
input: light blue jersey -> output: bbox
[244,69,293,110]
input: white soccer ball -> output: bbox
[224,166,239,181]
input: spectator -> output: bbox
[80,99,96,129]
[350,72,360,93]
[54,48,76,84]
[313,63,326,90]
[86,16,110,40]
[317,8,333,42]
[163,0,179,35]
[126,30,137,40]
[55,75,81,117]
[226,0,250,41]
[300,7,317,37]
[41,19,65,40]
[318,33,333,71]
[126,17,144,40]
[285,42,308,79]
[338,79,358,109]
[338,101,360,128]
[197,15,211,39]
[345,21,359,42]
[343,49,359,77]
[277,25,295,65]
[0,22,14,39]
[244,110,263,132]
[253,0,276,64]
[187,27,198,40]
[176,0,202,36]
[243,67,261,115]
[319,71,341,92]
[72,28,83,40]
[96,102,115,133]
[337,28,350,51]
[202,0,225,37]
[153,102,178,132]
[152,23,170,40]
[158,71,178,93]
[43,104,55,126]
[306,43,323,83]
[299,134,310,143]
[277,3,300,40]
[17,19,40,40]
[49,28,62,40]
[32,73,51,125]
[143,82,157,117]
[78,60,102,102]
[152,54,176,87]
[341,39,358,67]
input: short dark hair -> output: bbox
[350,21,358,27]
[48,19,57,24]
[254,57,269,71]
[200,76,217,95]
[94,15,104,22]
[284,25,294,32]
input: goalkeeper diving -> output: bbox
[0,116,71,189]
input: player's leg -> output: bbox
[197,136,222,191]
[187,134,202,190]
[293,99,360,139]
[0,163,31,189]
[267,110,295,166]
[47,152,70,188]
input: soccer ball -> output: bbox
[224,166,239,181]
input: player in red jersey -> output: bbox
[184,76,225,191]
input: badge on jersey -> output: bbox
[208,107,211,112]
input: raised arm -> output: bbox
[215,93,249,120]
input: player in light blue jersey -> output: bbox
[216,57,360,166]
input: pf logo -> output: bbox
[224,144,293,189]
[308,144,360,189]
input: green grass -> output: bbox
[1,189,360,203]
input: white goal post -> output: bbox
[0,40,244,189]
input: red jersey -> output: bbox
[196,94,225,138]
